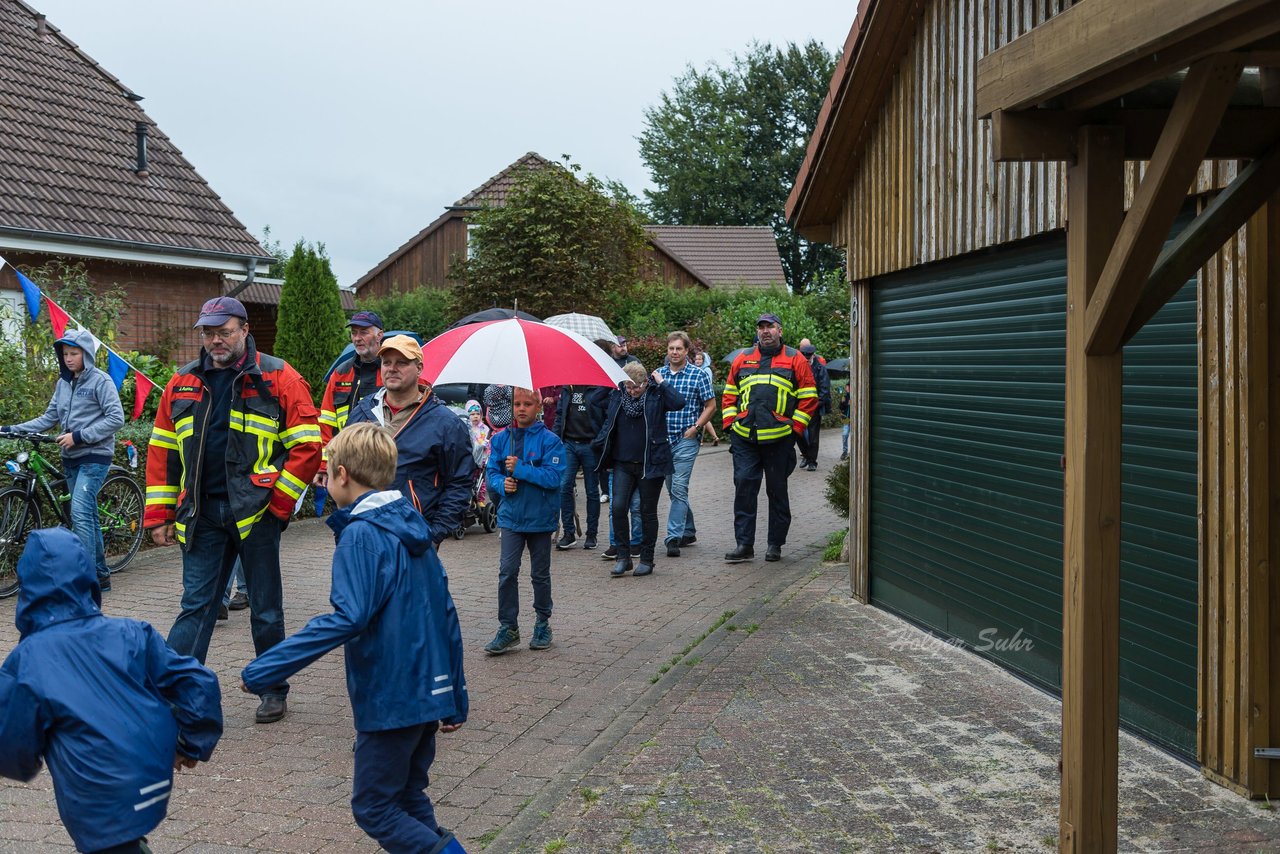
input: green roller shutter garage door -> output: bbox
[869,236,1198,757]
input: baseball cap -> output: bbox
[756,313,782,326]
[378,334,422,362]
[347,310,383,329]
[194,296,248,328]
[616,336,628,345]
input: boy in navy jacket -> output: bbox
[241,422,467,854]
[0,528,222,854]
[483,387,566,655]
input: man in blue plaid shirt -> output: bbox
[657,331,717,557]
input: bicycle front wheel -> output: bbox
[0,488,41,598]
[98,475,144,573]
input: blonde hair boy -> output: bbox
[325,422,397,496]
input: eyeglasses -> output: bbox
[625,381,648,390]
[198,326,243,341]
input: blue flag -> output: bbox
[106,349,129,390]
[15,269,40,322]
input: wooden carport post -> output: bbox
[1061,126,1125,853]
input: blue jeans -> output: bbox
[497,529,552,629]
[64,460,109,576]
[352,721,443,853]
[611,461,663,562]
[559,440,600,538]
[842,423,850,456]
[222,558,246,607]
[167,497,288,698]
[605,468,642,547]
[663,437,700,543]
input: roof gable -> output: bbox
[0,1,270,261]
[452,152,555,209]
[645,225,786,289]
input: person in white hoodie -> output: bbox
[1,328,125,589]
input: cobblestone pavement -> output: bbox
[2,435,1278,853]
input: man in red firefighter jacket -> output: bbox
[721,313,818,564]
[144,296,321,724]
[315,310,384,487]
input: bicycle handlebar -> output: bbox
[4,432,58,444]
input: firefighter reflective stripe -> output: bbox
[723,381,740,395]
[333,404,350,430]
[145,485,179,508]
[148,426,180,451]
[793,409,812,427]
[251,437,274,475]
[729,421,792,441]
[722,404,740,418]
[276,469,307,501]
[173,415,196,442]
[236,506,268,539]
[230,410,277,440]
[174,519,187,544]
[318,408,340,429]
[280,423,321,448]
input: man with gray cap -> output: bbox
[316,310,385,489]
[144,296,321,723]
[796,338,831,472]
[721,314,818,563]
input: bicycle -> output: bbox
[0,433,145,598]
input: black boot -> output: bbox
[724,544,755,563]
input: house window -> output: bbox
[466,223,475,259]
[0,288,23,342]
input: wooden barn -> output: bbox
[787,0,1280,847]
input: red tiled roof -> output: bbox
[452,152,554,208]
[644,225,785,289]
[225,276,357,311]
[0,1,271,260]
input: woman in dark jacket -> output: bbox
[593,361,685,578]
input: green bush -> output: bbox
[825,455,850,519]
[359,288,453,341]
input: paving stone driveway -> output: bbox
[2,436,1277,853]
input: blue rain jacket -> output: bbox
[485,420,566,532]
[0,528,222,853]
[241,490,468,731]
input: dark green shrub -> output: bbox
[275,241,348,402]
[825,455,850,519]
[359,288,452,341]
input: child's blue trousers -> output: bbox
[352,721,443,853]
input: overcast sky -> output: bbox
[33,0,855,287]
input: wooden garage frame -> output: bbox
[975,1,1280,850]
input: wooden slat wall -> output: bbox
[836,0,1241,280]
[358,218,468,299]
[1200,196,1279,798]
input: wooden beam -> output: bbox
[990,108,1280,162]
[849,280,871,604]
[1061,125,1125,854]
[976,0,1274,117]
[1061,7,1280,110]
[1121,143,1280,343]
[1085,55,1245,355]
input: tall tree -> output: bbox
[449,158,649,318]
[640,41,845,294]
[275,240,347,400]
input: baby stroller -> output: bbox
[451,402,498,539]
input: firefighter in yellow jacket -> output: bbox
[721,313,818,564]
[144,297,321,724]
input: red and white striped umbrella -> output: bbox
[419,318,629,389]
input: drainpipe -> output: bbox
[223,261,257,299]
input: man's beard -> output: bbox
[210,345,245,367]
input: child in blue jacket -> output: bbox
[241,422,468,854]
[0,527,222,854]
[483,387,566,656]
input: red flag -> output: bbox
[46,298,70,339]
[132,372,155,420]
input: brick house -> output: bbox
[0,0,275,363]
[353,152,785,298]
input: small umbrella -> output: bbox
[826,357,850,376]
[543,312,617,344]
[420,318,629,389]
[723,347,750,363]
[448,307,541,330]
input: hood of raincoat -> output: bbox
[326,489,432,556]
[15,527,101,639]
[54,327,99,383]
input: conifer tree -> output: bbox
[274,240,347,401]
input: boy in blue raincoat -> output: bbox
[0,528,223,854]
[241,422,468,854]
